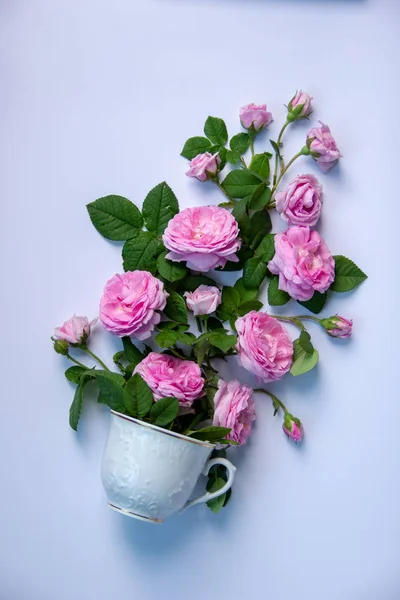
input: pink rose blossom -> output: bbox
[288,90,313,120]
[54,315,96,345]
[276,174,323,227]
[282,413,304,443]
[186,152,220,182]
[239,103,272,131]
[321,315,353,338]
[268,226,335,301]
[99,271,168,340]
[163,206,242,272]
[213,379,256,445]
[236,311,293,383]
[184,285,221,316]
[134,352,205,406]
[306,121,342,172]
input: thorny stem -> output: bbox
[169,348,188,360]
[270,150,304,199]
[66,354,88,369]
[255,388,289,415]
[81,346,110,371]
[272,121,289,187]
[249,136,255,157]
[271,315,306,331]
[213,179,232,202]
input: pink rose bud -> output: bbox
[184,285,221,316]
[54,315,96,346]
[100,271,168,340]
[213,379,256,445]
[306,121,342,172]
[287,90,313,121]
[163,206,242,272]
[235,311,293,383]
[239,103,272,132]
[282,413,304,443]
[186,152,221,182]
[320,316,353,338]
[134,352,205,406]
[276,174,323,227]
[268,226,335,301]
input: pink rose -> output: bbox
[163,206,242,272]
[186,152,220,182]
[236,311,293,383]
[321,315,353,338]
[282,413,304,443]
[54,315,96,345]
[288,90,313,120]
[99,271,168,340]
[268,226,335,301]
[239,103,272,131]
[213,379,256,445]
[306,121,342,172]
[184,285,221,316]
[134,352,205,406]
[276,174,323,227]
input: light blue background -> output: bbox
[0,1,399,599]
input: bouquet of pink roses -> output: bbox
[53,91,366,515]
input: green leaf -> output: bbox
[69,380,87,431]
[86,195,143,241]
[221,170,260,199]
[217,286,240,320]
[268,276,291,306]
[220,247,253,272]
[150,396,179,427]
[207,317,224,331]
[298,291,327,314]
[155,329,179,348]
[181,136,212,160]
[157,251,188,282]
[122,231,163,274]
[243,257,268,289]
[298,330,314,354]
[249,152,272,180]
[209,332,237,352]
[218,146,227,166]
[206,476,227,514]
[234,278,259,302]
[204,116,228,146]
[65,366,88,384]
[177,275,216,292]
[270,139,281,155]
[255,233,275,262]
[248,185,272,210]
[226,150,241,164]
[142,182,179,235]
[231,196,250,236]
[237,300,263,316]
[94,372,125,412]
[230,133,250,154]
[247,211,272,249]
[164,292,188,323]
[290,338,319,376]
[176,332,196,345]
[330,255,368,293]
[123,373,153,418]
[189,426,231,443]
[122,337,145,367]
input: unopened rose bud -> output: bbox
[185,152,221,182]
[239,103,272,132]
[282,413,304,443]
[184,285,221,316]
[306,121,342,172]
[320,316,353,339]
[54,315,96,346]
[53,339,69,355]
[287,90,313,121]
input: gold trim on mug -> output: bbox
[108,502,163,523]
[110,410,215,449]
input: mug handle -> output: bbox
[180,457,236,513]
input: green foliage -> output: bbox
[142,182,179,235]
[150,396,179,427]
[237,300,263,316]
[221,170,260,199]
[157,252,188,282]
[122,337,145,367]
[330,255,367,293]
[298,291,328,314]
[243,257,268,289]
[181,136,212,160]
[188,426,231,442]
[248,185,272,210]
[249,152,272,180]
[164,292,188,323]
[247,211,272,249]
[290,332,319,376]
[234,278,259,302]
[65,366,88,384]
[217,286,240,321]
[254,233,275,262]
[94,372,126,412]
[230,132,250,154]
[177,274,216,292]
[86,195,143,241]
[69,380,86,431]
[123,373,153,418]
[208,331,237,352]
[268,276,291,306]
[122,231,163,273]
[204,116,228,146]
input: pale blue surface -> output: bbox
[0,1,399,599]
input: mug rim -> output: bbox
[110,410,215,449]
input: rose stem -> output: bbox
[271,315,306,331]
[270,150,304,200]
[254,388,288,414]
[272,121,289,187]
[213,180,233,203]
[66,354,88,369]
[80,346,110,371]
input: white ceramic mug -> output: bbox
[101,410,236,523]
